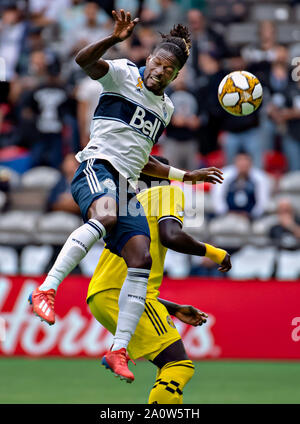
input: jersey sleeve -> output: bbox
[97,58,130,88]
[157,185,185,226]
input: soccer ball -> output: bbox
[218,71,263,116]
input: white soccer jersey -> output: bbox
[75,59,174,185]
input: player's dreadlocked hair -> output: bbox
[155,24,191,69]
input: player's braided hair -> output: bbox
[155,24,191,69]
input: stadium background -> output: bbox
[0,0,300,404]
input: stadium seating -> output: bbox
[35,211,82,245]
[0,246,18,274]
[0,165,21,188]
[226,23,258,45]
[229,245,277,279]
[276,250,300,280]
[250,4,291,21]
[278,171,300,194]
[164,249,190,278]
[8,166,62,212]
[250,214,278,246]
[21,166,61,190]
[20,245,54,275]
[79,241,105,276]
[0,211,41,245]
[209,213,251,249]
[0,192,7,212]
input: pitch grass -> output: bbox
[0,358,299,404]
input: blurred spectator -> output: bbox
[0,167,11,211]
[47,153,80,215]
[221,95,262,168]
[211,152,271,219]
[63,2,112,56]
[153,0,185,34]
[115,0,162,24]
[209,1,247,25]
[0,82,16,148]
[125,26,159,68]
[0,3,27,81]
[190,256,223,277]
[28,0,71,26]
[139,0,162,25]
[10,49,53,105]
[76,77,103,148]
[16,26,60,78]
[242,21,285,81]
[261,58,290,153]
[19,63,71,168]
[93,0,115,17]
[192,50,227,155]
[58,0,104,38]
[242,21,278,64]
[163,67,201,170]
[269,198,300,249]
[187,9,229,75]
[267,78,300,171]
[178,0,206,12]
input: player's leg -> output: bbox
[112,235,151,351]
[148,340,195,404]
[102,234,151,381]
[88,289,137,382]
[29,195,115,324]
[29,159,118,324]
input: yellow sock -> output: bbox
[148,360,194,404]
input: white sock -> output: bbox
[39,219,106,292]
[112,268,150,351]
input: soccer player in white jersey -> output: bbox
[29,9,224,382]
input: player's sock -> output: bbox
[148,360,195,404]
[112,268,150,351]
[39,219,106,292]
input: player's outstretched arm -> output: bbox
[142,156,224,185]
[159,219,231,272]
[158,298,208,326]
[75,9,139,79]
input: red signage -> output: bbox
[0,276,299,359]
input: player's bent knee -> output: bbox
[89,213,117,233]
[88,197,118,232]
[127,252,152,270]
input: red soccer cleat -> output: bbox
[28,288,56,325]
[101,348,136,383]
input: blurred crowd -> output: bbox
[1,0,300,278]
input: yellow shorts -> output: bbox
[88,289,182,361]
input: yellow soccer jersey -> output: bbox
[87,184,185,301]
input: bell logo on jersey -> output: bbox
[129,106,161,140]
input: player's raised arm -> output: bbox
[75,9,139,80]
[142,155,224,185]
[159,219,232,272]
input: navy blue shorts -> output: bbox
[71,159,150,256]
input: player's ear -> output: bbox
[146,54,152,65]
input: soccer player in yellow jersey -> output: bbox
[87,158,231,403]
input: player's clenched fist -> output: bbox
[112,9,139,42]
